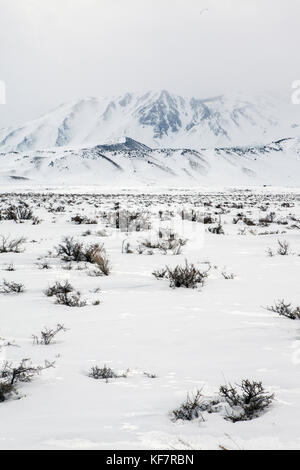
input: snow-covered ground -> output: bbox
[1,90,299,153]
[1,189,300,450]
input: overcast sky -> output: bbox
[0,0,299,127]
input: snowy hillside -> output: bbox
[1,136,300,188]
[1,90,299,153]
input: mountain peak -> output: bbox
[0,91,299,153]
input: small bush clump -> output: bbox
[266,300,300,320]
[1,205,34,222]
[172,380,274,423]
[208,223,224,235]
[277,240,290,256]
[0,359,54,402]
[172,391,205,421]
[44,280,73,297]
[259,212,276,226]
[0,235,26,253]
[221,271,235,280]
[4,263,15,272]
[56,291,86,308]
[91,249,111,276]
[171,390,221,422]
[71,215,97,225]
[140,231,187,256]
[89,365,127,383]
[153,260,209,288]
[219,379,274,422]
[0,279,24,294]
[55,237,110,275]
[55,237,85,262]
[33,324,67,345]
[45,280,86,307]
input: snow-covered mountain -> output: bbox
[1,90,299,152]
[1,136,300,187]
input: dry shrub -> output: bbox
[89,365,127,383]
[92,250,110,276]
[153,260,210,289]
[33,324,67,345]
[55,237,110,274]
[0,279,24,294]
[0,359,55,402]
[45,280,86,307]
[220,380,274,422]
[0,235,26,253]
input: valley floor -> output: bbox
[0,189,300,450]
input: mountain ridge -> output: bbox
[1,135,300,187]
[1,90,299,153]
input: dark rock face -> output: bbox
[96,137,151,153]
[56,117,73,147]
[138,90,182,138]
[119,93,132,107]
